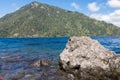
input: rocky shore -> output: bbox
[59,36,120,80]
[0,36,120,80]
[0,54,72,80]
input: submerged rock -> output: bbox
[0,55,72,80]
[59,36,120,80]
[1,54,21,59]
[31,58,50,67]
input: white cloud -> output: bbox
[0,14,5,18]
[90,9,120,27]
[88,2,100,12]
[107,0,120,8]
[71,2,81,10]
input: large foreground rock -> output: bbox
[59,36,120,80]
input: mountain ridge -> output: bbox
[0,1,120,37]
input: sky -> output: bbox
[0,0,120,27]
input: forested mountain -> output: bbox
[0,1,120,37]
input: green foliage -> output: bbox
[0,1,120,37]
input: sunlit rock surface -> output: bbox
[59,36,120,80]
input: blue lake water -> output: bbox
[0,37,120,59]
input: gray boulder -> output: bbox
[59,36,120,80]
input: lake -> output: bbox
[0,36,120,79]
[0,36,120,59]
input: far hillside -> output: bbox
[0,1,120,37]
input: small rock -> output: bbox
[31,58,50,67]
